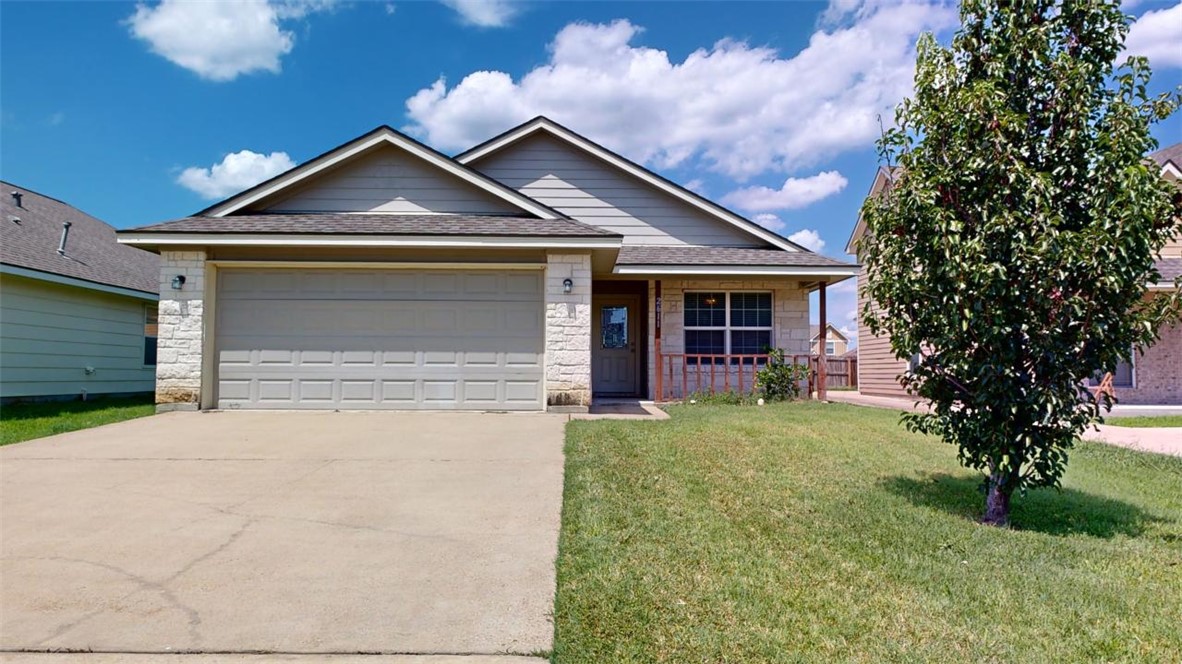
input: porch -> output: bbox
[588,271,855,404]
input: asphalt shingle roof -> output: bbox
[616,245,856,268]
[126,213,620,237]
[1,181,158,294]
[1156,257,1182,284]
[1149,142,1182,170]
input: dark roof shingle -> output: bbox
[616,245,856,268]
[125,213,620,237]
[1,181,158,294]
[1156,257,1182,284]
[1149,142,1182,170]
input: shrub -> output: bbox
[757,349,811,401]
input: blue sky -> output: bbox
[2,0,1180,338]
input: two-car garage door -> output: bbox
[215,268,544,410]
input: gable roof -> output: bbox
[1,181,158,296]
[1149,142,1182,178]
[196,125,565,220]
[844,165,897,255]
[810,323,849,342]
[456,116,809,253]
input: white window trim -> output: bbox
[825,340,837,356]
[683,291,774,356]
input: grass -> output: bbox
[554,402,1182,663]
[1106,415,1182,428]
[0,395,155,446]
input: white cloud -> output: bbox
[177,149,296,199]
[1124,2,1182,70]
[127,0,336,81]
[440,0,518,27]
[788,229,826,253]
[47,112,65,127]
[722,171,849,211]
[405,4,958,179]
[752,213,786,232]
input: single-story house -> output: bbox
[811,323,849,356]
[117,118,858,412]
[846,143,1182,404]
[1,182,159,402]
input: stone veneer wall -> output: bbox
[155,250,206,410]
[545,252,592,409]
[647,278,811,400]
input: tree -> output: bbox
[858,0,1182,526]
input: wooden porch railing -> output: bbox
[655,353,858,401]
[656,353,805,401]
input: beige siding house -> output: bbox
[810,323,849,356]
[1,183,159,402]
[118,118,857,412]
[846,144,1182,404]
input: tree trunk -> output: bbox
[981,471,1013,527]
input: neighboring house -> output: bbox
[846,144,1182,404]
[1,182,159,402]
[810,323,849,356]
[117,117,858,412]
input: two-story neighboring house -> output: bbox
[846,144,1182,404]
[116,118,858,412]
[811,324,849,356]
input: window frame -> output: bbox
[143,303,159,367]
[1088,349,1136,389]
[683,290,774,363]
[825,340,837,356]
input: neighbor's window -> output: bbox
[684,291,772,363]
[1088,353,1134,388]
[825,340,837,356]
[144,304,158,366]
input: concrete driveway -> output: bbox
[0,411,566,659]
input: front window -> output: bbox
[1088,353,1134,388]
[144,304,158,366]
[684,291,772,362]
[825,340,837,356]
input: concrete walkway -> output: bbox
[1,411,564,660]
[826,391,1182,458]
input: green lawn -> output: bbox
[0,395,155,446]
[554,402,1182,663]
[1106,415,1182,428]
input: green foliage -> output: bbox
[756,348,811,401]
[858,0,1182,519]
[0,395,155,445]
[687,389,760,405]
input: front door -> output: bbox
[592,295,640,396]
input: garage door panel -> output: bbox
[216,268,544,410]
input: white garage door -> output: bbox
[215,268,544,410]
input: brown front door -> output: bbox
[592,295,640,396]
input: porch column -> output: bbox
[654,279,663,401]
[817,281,828,401]
[156,250,207,412]
[544,252,592,411]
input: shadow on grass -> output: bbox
[0,395,154,422]
[884,473,1167,538]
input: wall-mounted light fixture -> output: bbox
[562,278,573,294]
[171,275,186,290]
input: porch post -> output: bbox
[817,281,828,401]
[654,279,663,401]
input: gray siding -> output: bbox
[472,134,763,246]
[257,145,523,215]
[0,274,156,398]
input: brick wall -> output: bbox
[155,250,206,410]
[1118,321,1181,405]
